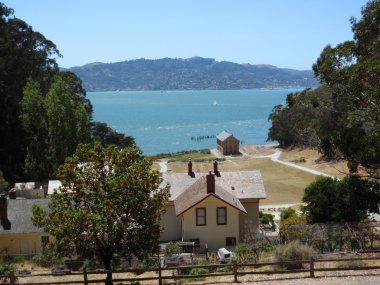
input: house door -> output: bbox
[19,240,31,255]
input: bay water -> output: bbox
[87,89,299,155]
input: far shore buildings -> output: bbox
[216,131,240,155]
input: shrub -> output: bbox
[165,243,182,256]
[12,255,25,263]
[184,268,209,282]
[0,261,17,283]
[273,240,315,269]
[199,149,211,154]
[280,208,297,222]
[32,246,61,268]
[259,212,274,225]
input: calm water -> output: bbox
[87,89,298,155]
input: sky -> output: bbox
[3,0,369,70]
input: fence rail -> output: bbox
[2,255,380,285]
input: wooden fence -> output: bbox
[2,255,380,285]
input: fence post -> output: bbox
[310,257,315,278]
[83,269,88,285]
[9,273,15,285]
[158,258,162,285]
[233,262,238,283]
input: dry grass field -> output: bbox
[280,147,349,178]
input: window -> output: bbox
[217,207,227,225]
[196,208,206,226]
[226,237,236,246]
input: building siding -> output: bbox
[239,200,260,242]
[181,196,240,250]
[160,205,182,242]
[0,233,49,257]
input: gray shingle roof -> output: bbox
[162,170,267,201]
[0,199,49,234]
[174,176,247,216]
[216,131,232,142]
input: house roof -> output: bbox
[174,176,247,216]
[0,199,49,234]
[216,131,233,142]
[162,170,267,201]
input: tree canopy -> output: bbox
[268,0,380,179]
[32,144,169,285]
[0,2,135,182]
[0,2,60,181]
[302,176,380,223]
[91,121,135,149]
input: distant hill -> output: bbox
[69,57,318,91]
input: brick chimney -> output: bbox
[206,171,215,194]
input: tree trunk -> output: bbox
[104,258,113,285]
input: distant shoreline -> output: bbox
[87,87,308,93]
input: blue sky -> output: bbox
[3,0,369,70]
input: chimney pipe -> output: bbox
[213,159,218,173]
[188,159,194,177]
[0,194,7,220]
[206,171,215,194]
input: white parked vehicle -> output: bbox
[217,248,235,262]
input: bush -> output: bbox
[199,149,211,154]
[32,246,61,268]
[183,268,209,282]
[280,208,297,222]
[0,261,17,283]
[259,212,274,225]
[273,240,315,269]
[12,255,25,263]
[165,243,182,256]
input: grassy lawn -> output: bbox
[168,156,317,205]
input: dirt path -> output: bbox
[269,150,335,178]
[158,159,168,173]
[241,148,336,178]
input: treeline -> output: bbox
[268,0,379,180]
[0,3,134,185]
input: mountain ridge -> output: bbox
[68,57,318,92]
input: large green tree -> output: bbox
[0,3,60,181]
[20,74,91,180]
[312,0,380,178]
[44,75,91,175]
[302,176,380,223]
[268,1,380,179]
[20,79,50,180]
[32,144,169,285]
